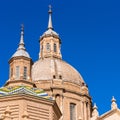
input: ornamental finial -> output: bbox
[48,5,53,29]
[48,5,52,13]
[111,96,118,110]
[18,24,25,50]
[92,103,99,118]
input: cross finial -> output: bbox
[21,24,24,32]
[18,24,25,50]
[48,5,52,13]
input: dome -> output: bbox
[41,29,59,38]
[32,58,85,85]
[12,49,30,58]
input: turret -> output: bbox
[5,25,34,87]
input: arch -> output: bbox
[54,43,57,52]
[16,66,20,79]
[46,43,50,51]
[59,75,62,79]
[70,103,76,120]
[23,66,27,80]
[53,75,56,79]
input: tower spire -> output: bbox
[11,24,30,58]
[18,24,25,50]
[48,5,53,29]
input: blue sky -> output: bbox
[0,0,120,115]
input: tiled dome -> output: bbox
[12,49,30,58]
[32,58,85,85]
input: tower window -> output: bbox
[23,67,27,80]
[70,103,76,120]
[41,45,43,52]
[54,43,57,52]
[16,66,20,79]
[10,68,13,77]
[42,45,43,50]
[46,43,50,51]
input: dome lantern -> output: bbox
[39,5,62,59]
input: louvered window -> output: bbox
[54,43,57,52]
[46,43,50,51]
[10,68,13,77]
[23,67,27,80]
[16,66,19,79]
[70,103,76,120]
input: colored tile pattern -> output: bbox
[0,85,52,100]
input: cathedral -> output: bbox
[0,6,120,120]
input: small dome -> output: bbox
[32,58,85,85]
[41,29,59,39]
[12,49,30,58]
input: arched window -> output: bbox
[23,67,27,80]
[16,66,20,79]
[10,68,13,77]
[46,43,50,51]
[70,103,76,120]
[54,43,57,52]
[41,45,43,51]
[59,75,62,79]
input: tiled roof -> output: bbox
[0,85,52,100]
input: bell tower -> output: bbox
[6,25,34,87]
[39,5,62,59]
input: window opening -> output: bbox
[46,43,50,51]
[16,66,20,79]
[23,67,27,80]
[53,75,56,79]
[70,103,76,120]
[54,43,57,52]
[59,75,62,79]
[10,68,13,77]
